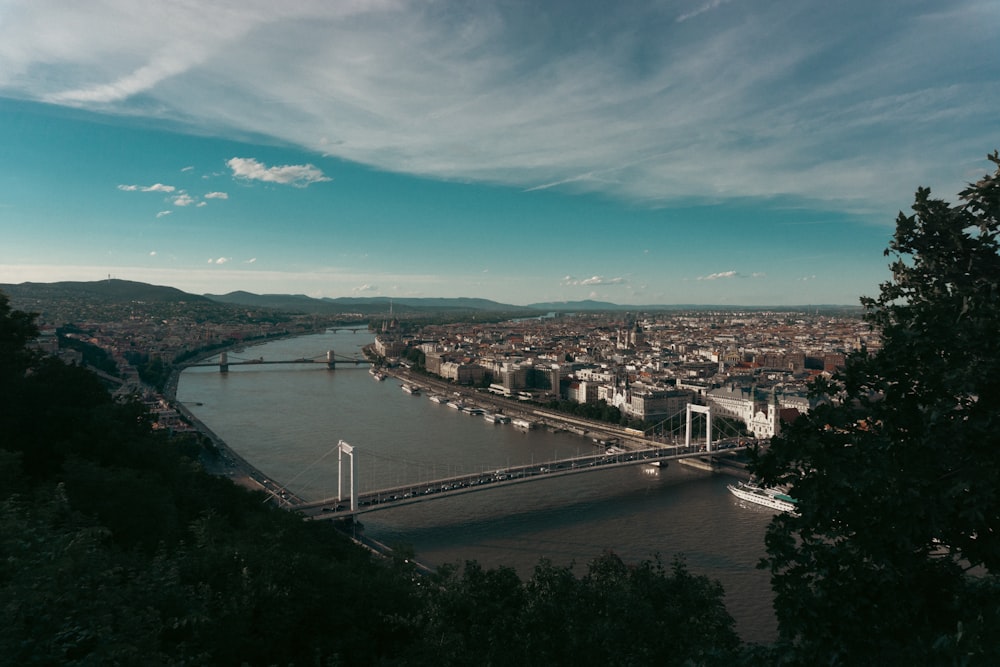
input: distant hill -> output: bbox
[1,279,214,304]
[529,300,863,314]
[204,291,344,314]
[1,280,861,318]
[322,296,537,313]
[527,299,635,312]
[206,292,539,315]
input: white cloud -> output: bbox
[227,157,331,187]
[209,257,230,264]
[698,271,739,281]
[562,275,625,286]
[119,183,176,193]
[149,250,157,256]
[155,210,171,218]
[196,201,207,207]
[352,283,378,293]
[204,191,228,199]
[245,257,256,264]
[172,193,195,206]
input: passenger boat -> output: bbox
[727,481,797,513]
[400,384,420,395]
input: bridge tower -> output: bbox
[685,404,713,452]
[219,351,229,373]
[337,440,356,511]
[327,350,336,370]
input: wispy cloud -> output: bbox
[227,157,331,187]
[204,191,228,199]
[3,2,997,216]
[676,0,738,24]
[352,283,378,293]
[698,271,738,281]
[155,210,171,218]
[172,193,195,206]
[119,183,176,193]
[562,275,625,287]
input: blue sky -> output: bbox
[0,0,997,306]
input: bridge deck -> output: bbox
[297,444,746,519]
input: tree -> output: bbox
[752,152,1000,663]
[414,553,740,666]
[0,291,39,382]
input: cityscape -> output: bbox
[6,279,870,445]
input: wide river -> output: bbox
[176,330,778,643]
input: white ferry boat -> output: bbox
[400,384,420,395]
[727,481,797,513]
[428,394,448,404]
[511,418,536,430]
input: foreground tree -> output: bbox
[414,553,740,666]
[753,153,1000,663]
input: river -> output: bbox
[176,330,778,643]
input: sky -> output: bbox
[0,1,997,307]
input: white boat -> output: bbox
[428,394,448,404]
[512,418,536,430]
[728,481,797,513]
[400,384,420,395]
[484,413,511,424]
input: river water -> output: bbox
[176,330,778,643]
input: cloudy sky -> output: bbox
[0,0,996,306]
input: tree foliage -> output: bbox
[416,553,740,667]
[752,152,1000,663]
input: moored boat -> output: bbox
[727,481,797,513]
[401,384,420,395]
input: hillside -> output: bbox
[0,279,213,304]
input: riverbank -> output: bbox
[381,365,750,477]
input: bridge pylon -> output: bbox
[219,351,229,373]
[327,350,336,370]
[685,404,713,452]
[337,440,355,511]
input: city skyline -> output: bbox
[1,1,997,306]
